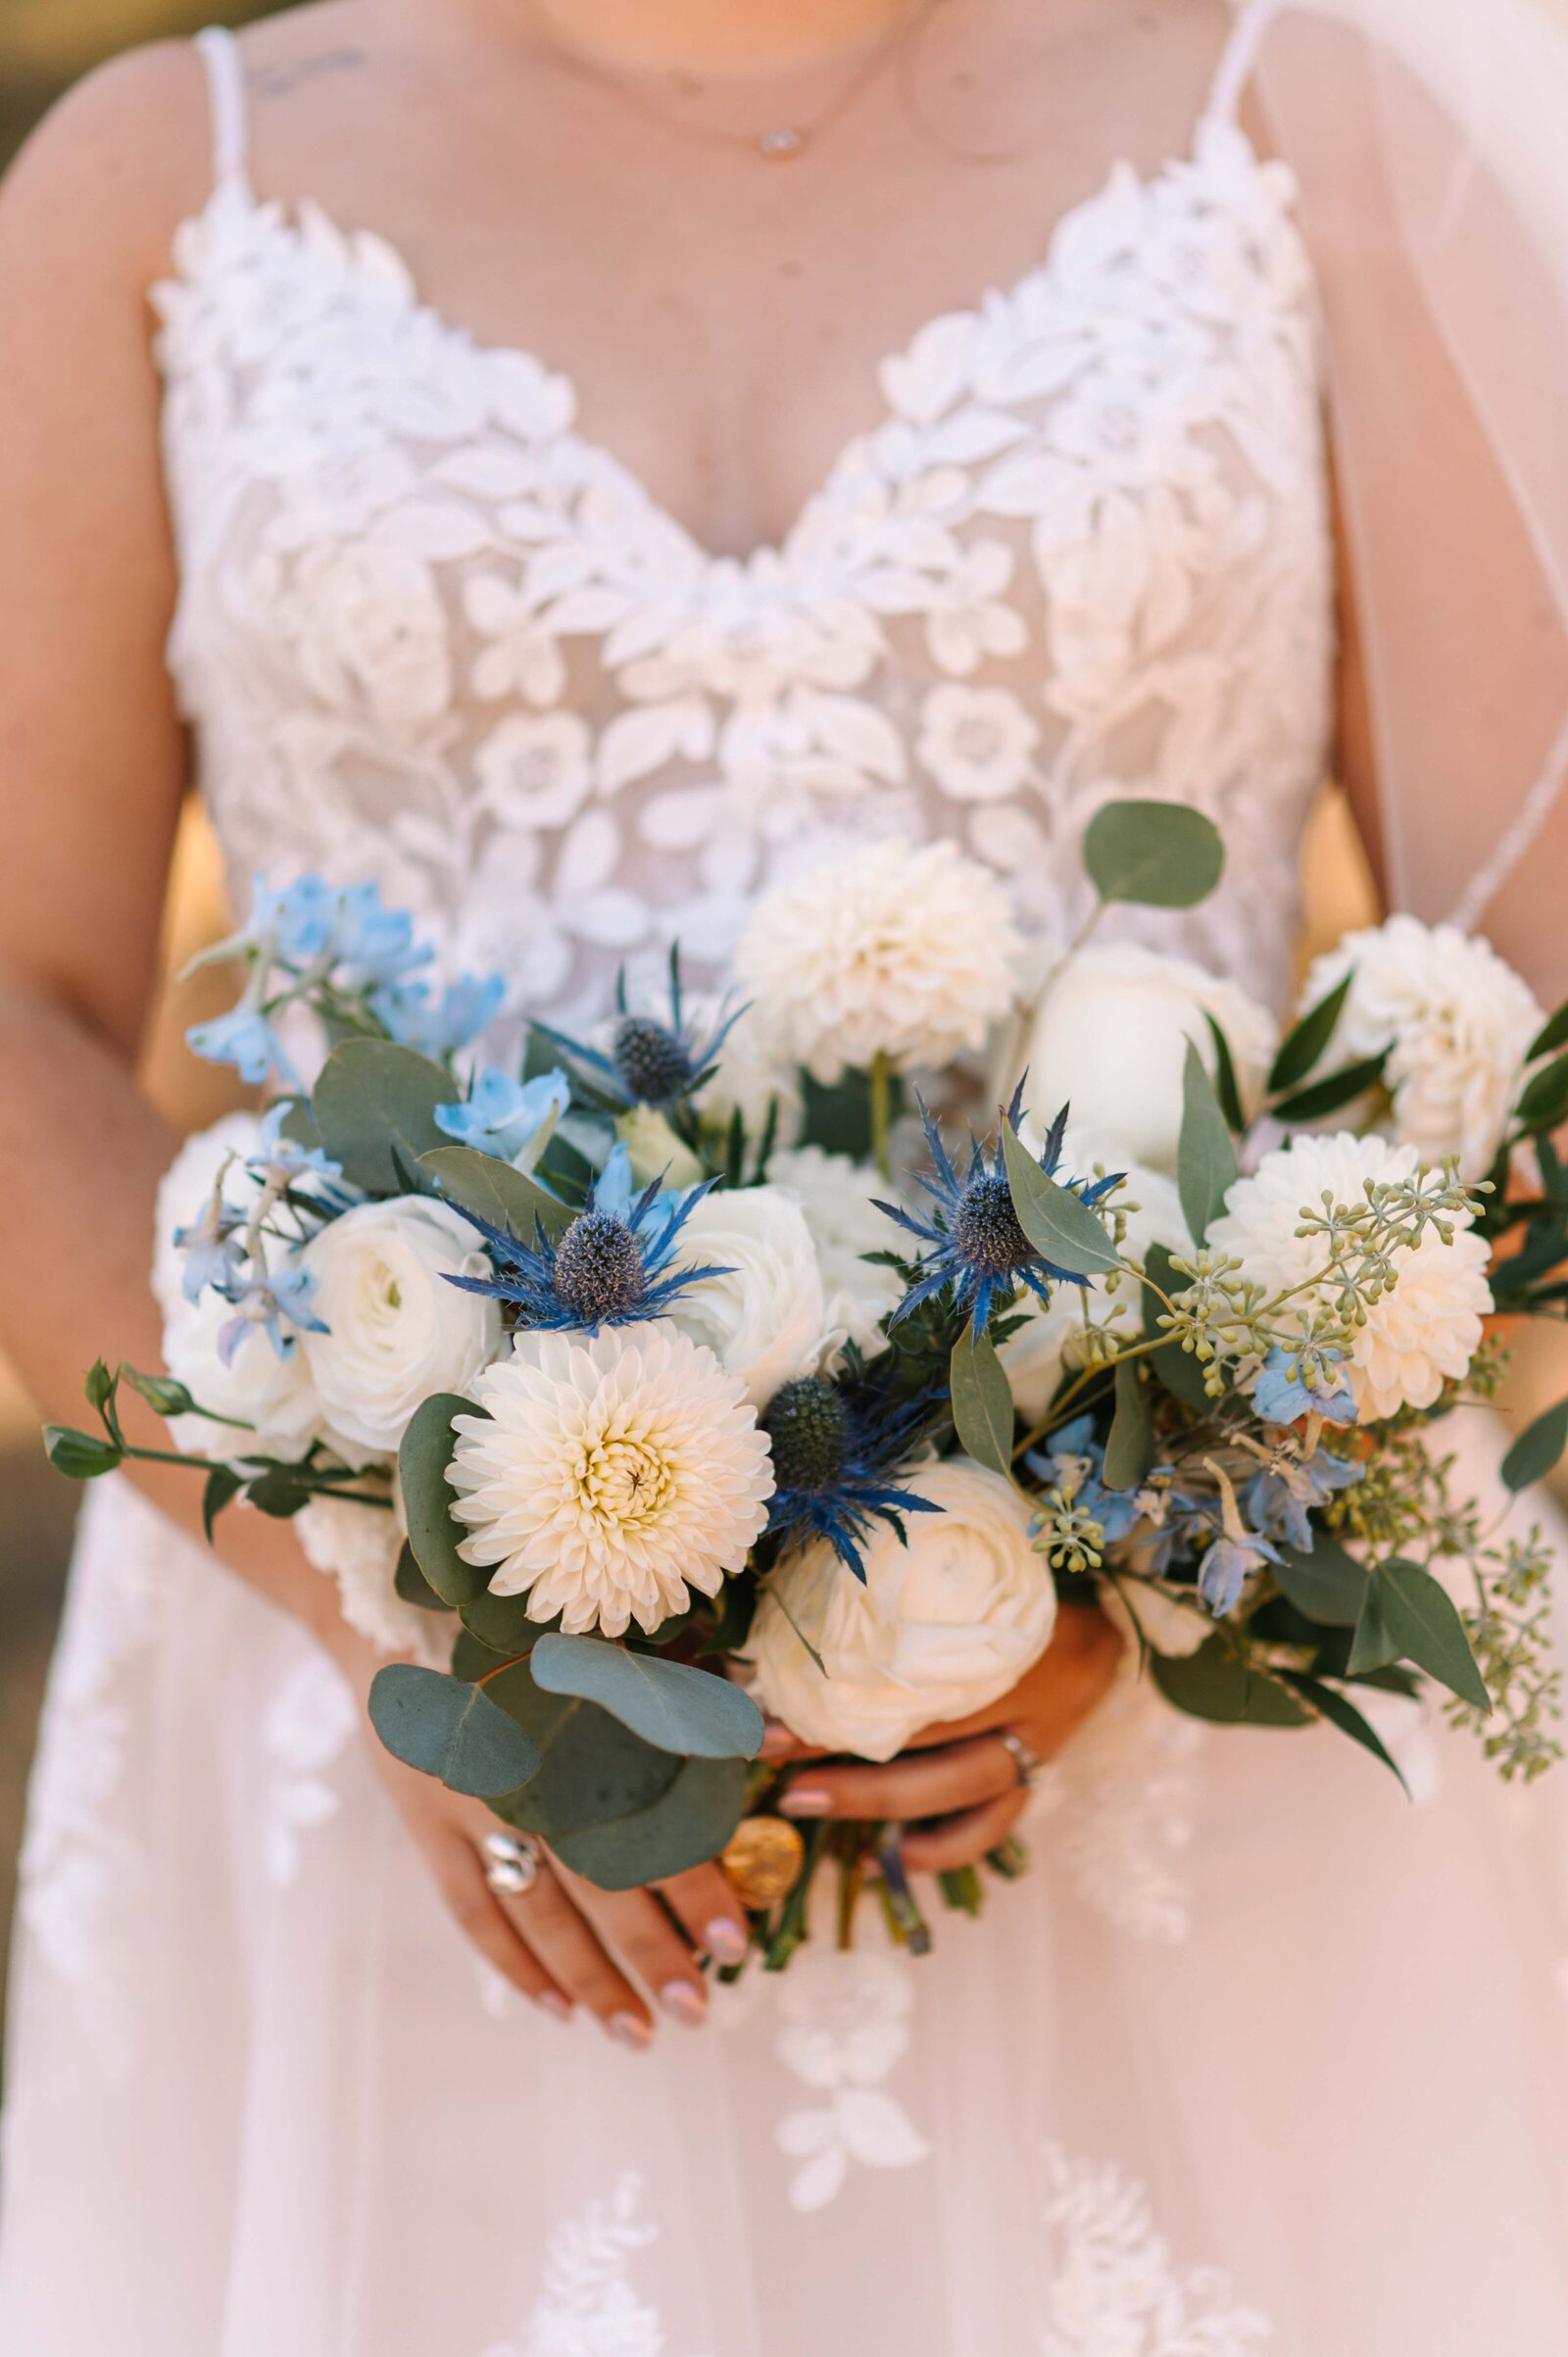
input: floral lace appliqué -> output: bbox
[484,2174,713,2357]
[260,1646,359,1888]
[1039,2143,1274,2354]
[772,1944,931,2211]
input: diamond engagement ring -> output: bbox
[998,1731,1045,1792]
[481,1830,542,1897]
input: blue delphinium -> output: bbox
[371,971,507,1058]
[878,1092,1122,1339]
[1246,1448,1364,1553]
[542,949,743,1110]
[186,999,295,1088]
[761,1362,945,1580]
[435,1067,571,1163]
[1024,1413,1146,1569]
[1198,1530,1280,1617]
[1251,1346,1356,1428]
[215,1261,325,1367]
[443,1144,728,1333]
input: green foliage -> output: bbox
[394,1542,454,1612]
[1152,1637,1314,1727]
[1001,1124,1120,1276]
[1082,800,1225,909]
[1268,970,1352,1096]
[1351,1558,1491,1710]
[1274,1535,1369,1627]
[1102,1358,1154,1491]
[548,1757,750,1890]
[528,1633,764,1759]
[950,1327,1017,1479]
[1280,1673,1411,1794]
[799,1063,905,1160]
[398,1392,491,1605]
[1177,1042,1236,1245]
[1501,1398,1568,1493]
[368,1663,541,1797]
[1271,1051,1390,1126]
[486,1659,682,1837]
[419,1144,571,1242]
[42,1426,122,1480]
[460,1588,554,1654]
[312,1038,452,1193]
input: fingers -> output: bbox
[430,1831,572,2021]
[904,1605,1125,1750]
[656,1861,751,1969]
[899,1787,1030,1875]
[555,1867,710,2032]
[499,1862,659,2048]
[779,1730,1019,1824]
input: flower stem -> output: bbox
[869,1052,894,1181]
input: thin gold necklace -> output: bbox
[529,1,942,162]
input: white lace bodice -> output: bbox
[153,16,1332,1031]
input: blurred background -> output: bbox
[0,0,1561,2050]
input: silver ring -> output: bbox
[482,1829,542,1898]
[998,1730,1045,1792]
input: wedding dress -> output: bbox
[5,11,1568,2351]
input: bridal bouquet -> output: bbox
[47,801,1568,1966]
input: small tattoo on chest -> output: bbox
[248,50,366,101]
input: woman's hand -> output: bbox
[761,1602,1124,1873]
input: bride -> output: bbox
[2,0,1568,2347]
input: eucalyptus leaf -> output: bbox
[1177,1042,1237,1246]
[1501,1397,1568,1493]
[1268,970,1353,1096]
[548,1756,750,1891]
[1082,800,1225,909]
[399,1391,491,1606]
[1001,1124,1120,1276]
[419,1144,572,1243]
[394,1541,455,1613]
[484,1660,683,1836]
[368,1663,541,1797]
[1281,1673,1411,1796]
[240,1467,311,1517]
[530,1633,764,1759]
[460,1589,557,1655]
[1151,1637,1313,1727]
[1274,1536,1370,1629]
[313,1039,453,1194]
[43,1426,123,1481]
[1348,1571,1401,1675]
[950,1327,1017,1479]
[1102,1358,1154,1491]
[1271,1052,1389,1127]
[1373,1558,1492,1711]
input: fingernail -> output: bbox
[780,1788,831,1818]
[705,1917,748,1967]
[760,1720,796,1761]
[660,1980,708,2027]
[607,2011,653,2051]
[536,1990,572,2024]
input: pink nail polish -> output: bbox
[780,1788,831,1818]
[607,2011,653,2051]
[759,1720,796,1761]
[536,1990,572,2024]
[661,1981,708,2027]
[705,1917,748,1966]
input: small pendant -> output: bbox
[758,125,807,160]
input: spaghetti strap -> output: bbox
[193,25,251,198]
[1204,0,1284,125]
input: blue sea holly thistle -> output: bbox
[760,1360,944,1580]
[878,1090,1122,1339]
[442,1145,729,1334]
[539,948,744,1116]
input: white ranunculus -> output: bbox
[734,837,1022,1085]
[999,1134,1189,1419]
[748,1461,1056,1761]
[1016,941,1278,1175]
[301,1197,502,1456]
[1298,914,1544,1180]
[294,1492,442,1662]
[766,1147,903,1358]
[155,1116,323,1460]
[1207,1132,1494,1423]
[665,1185,844,1408]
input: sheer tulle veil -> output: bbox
[1245,0,1568,939]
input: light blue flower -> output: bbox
[253,875,339,965]
[186,1002,295,1088]
[330,882,431,991]
[1199,1531,1280,1616]
[1252,1347,1356,1428]
[1246,1449,1364,1552]
[435,1066,571,1163]
[216,1261,325,1364]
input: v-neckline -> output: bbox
[165,114,1279,574]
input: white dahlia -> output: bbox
[1299,915,1544,1179]
[734,837,1022,1085]
[1207,1133,1494,1423]
[447,1326,774,1638]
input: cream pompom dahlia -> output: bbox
[448,1326,774,1638]
[1207,1133,1494,1423]
[734,837,1021,1084]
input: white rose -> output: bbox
[1299,914,1544,1180]
[766,1147,903,1358]
[748,1461,1056,1761]
[735,837,1022,1085]
[294,1492,444,1662]
[999,1133,1188,1419]
[155,1116,322,1460]
[666,1185,842,1409]
[1017,941,1277,1174]
[301,1197,502,1456]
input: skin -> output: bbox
[0,0,1560,2044]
